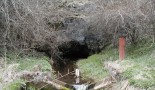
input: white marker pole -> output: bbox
[75,69,80,84]
[75,69,80,77]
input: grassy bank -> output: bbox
[77,40,155,89]
[1,51,52,90]
[77,46,119,81]
[121,41,155,89]
[6,51,52,72]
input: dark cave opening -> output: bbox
[52,41,91,84]
[30,41,92,85]
[58,41,90,61]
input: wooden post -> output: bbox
[119,37,125,60]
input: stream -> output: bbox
[53,61,93,90]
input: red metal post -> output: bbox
[119,37,125,60]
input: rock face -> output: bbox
[47,17,112,68]
[35,16,112,68]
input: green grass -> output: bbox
[2,50,53,90]
[3,39,155,89]
[16,56,51,72]
[77,46,119,81]
[3,79,25,90]
[3,79,36,90]
[77,40,155,89]
[6,51,52,72]
[120,42,155,89]
[77,54,108,81]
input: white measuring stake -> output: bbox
[76,77,80,84]
[75,69,80,77]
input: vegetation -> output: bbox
[6,51,52,72]
[77,40,155,89]
[2,39,154,89]
[0,51,53,90]
[121,41,155,89]
[0,0,155,90]
[77,46,118,81]
[3,79,25,90]
[1,0,155,50]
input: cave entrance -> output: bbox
[53,41,91,84]
[58,41,90,61]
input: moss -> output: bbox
[61,87,71,90]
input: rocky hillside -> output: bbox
[0,0,155,67]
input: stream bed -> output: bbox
[53,61,93,90]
